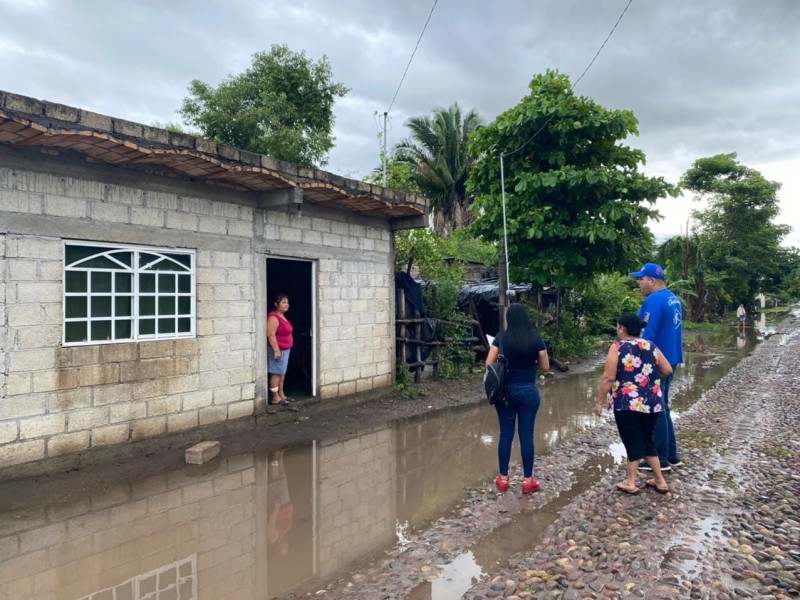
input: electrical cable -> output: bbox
[386,0,438,114]
[498,0,634,299]
[504,0,634,158]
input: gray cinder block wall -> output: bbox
[0,147,397,472]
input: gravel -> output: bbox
[308,318,800,600]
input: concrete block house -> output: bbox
[0,91,428,477]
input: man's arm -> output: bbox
[639,296,661,343]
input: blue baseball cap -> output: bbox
[631,262,665,280]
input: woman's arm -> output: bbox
[655,349,673,378]
[537,349,550,372]
[594,344,618,416]
[485,345,499,366]
[267,315,281,356]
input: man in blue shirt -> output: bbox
[631,262,683,472]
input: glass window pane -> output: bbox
[158,273,175,293]
[91,296,112,318]
[139,296,156,316]
[158,318,175,334]
[65,244,194,343]
[165,253,191,269]
[65,271,87,293]
[158,296,176,315]
[115,320,132,339]
[140,254,185,272]
[66,245,115,266]
[146,258,186,272]
[115,296,131,317]
[115,273,132,293]
[139,319,155,335]
[109,251,132,267]
[139,252,159,269]
[65,321,87,343]
[65,297,87,319]
[178,318,191,333]
[140,273,155,293]
[90,320,112,341]
[81,256,123,270]
[91,272,112,293]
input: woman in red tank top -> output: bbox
[267,293,294,405]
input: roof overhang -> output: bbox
[0,91,429,222]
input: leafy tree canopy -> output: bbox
[467,70,673,289]
[180,45,349,167]
[364,155,422,195]
[682,153,792,306]
[366,156,495,279]
[394,103,484,236]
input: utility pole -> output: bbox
[499,153,511,328]
[382,111,388,187]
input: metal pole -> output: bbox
[382,111,388,186]
[500,153,511,296]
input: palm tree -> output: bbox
[394,103,483,236]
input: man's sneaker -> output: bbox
[637,460,671,472]
[668,457,684,467]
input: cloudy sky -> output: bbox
[1,0,798,244]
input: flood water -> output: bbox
[0,325,766,600]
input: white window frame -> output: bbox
[63,241,196,346]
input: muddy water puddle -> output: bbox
[406,456,614,600]
[0,327,762,599]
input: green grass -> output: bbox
[763,446,792,459]
[760,306,792,314]
[682,321,728,332]
[677,430,722,449]
[723,476,739,491]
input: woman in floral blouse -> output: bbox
[595,313,673,494]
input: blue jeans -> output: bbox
[495,382,541,478]
[654,372,679,463]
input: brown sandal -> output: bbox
[645,480,669,494]
[615,482,640,495]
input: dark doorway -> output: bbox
[266,258,315,398]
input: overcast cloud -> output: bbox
[1,0,798,244]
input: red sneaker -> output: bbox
[522,477,540,494]
[495,474,509,492]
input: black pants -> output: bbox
[614,411,660,462]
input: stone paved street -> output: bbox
[313,318,800,600]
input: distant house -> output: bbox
[0,91,428,477]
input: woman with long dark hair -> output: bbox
[485,303,550,493]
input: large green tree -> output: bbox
[467,70,673,289]
[681,153,792,315]
[179,45,349,167]
[394,102,484,236]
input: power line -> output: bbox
[505,0,634,158]
[386,0,438,114]
[498,0,634,298]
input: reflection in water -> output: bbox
[433,551,483,595]
[407,456,616,600]
[0,327,763,600]
[77,556,197,600]
[737,332,746,349]
[607,441,628,464]
[267,451,293,559]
